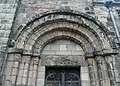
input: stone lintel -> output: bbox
[7,48,23,54]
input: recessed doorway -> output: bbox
[45,67,80,86]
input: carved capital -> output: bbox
[33,57,39,65]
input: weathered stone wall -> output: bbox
[0,1,18,85]
[12,0,93,32]
[94,5,120,86]
[1,0,120,86]
[41,39,84,55]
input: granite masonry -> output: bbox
[0,0,120,86]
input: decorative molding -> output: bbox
[14,9,109,41]
[7,48,23,54]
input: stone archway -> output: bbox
[3,10,117,86]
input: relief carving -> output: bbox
[22,56,31,63]
[33,57,39,65]
[41,55,84,66]
[14,54,21,61]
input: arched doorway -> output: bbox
[41,39,84,86]
[4,10,113,86]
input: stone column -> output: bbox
[27,57,39,86]
[21,56,31,86]
[105,55,119,86]
[15,55,31,86]
[81,66,90,86]
[87,58,100,86]
[96,56,110,86]
[36,63,45,86]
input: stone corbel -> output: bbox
[102,49,118,56]
[85,48,118,58]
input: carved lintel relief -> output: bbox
[41,55,85,66]
[22,56,31,63]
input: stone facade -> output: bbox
[0,0,120,86]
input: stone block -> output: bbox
[29,64,33,71]
[71,50,84,55]
[42,45,50,50]
[23,70,28,77]
[3,81,11,86]
[36,79,44,86]
[19,63,24,69]
[6,61,13,67]
[27,78,32,85]
[42,50,56,55]
[1,38,8,45]
[81,73,89,80]
[13,62,19,68]
[22,77,27,85]
[5,76,10,81]
[28,71,32,78]
[7,54,14,61]
[37,66,45,72]
[56,50,72,55]
[4,68,12,76]
[28,77,36,85]
[33,65,37,71]
[81,80,90,86]
[24,63,29,69]
[0,9,16,14]
[32,71,37,78]
[4,31,10,38]
[37,72,45,79]
[50,45,59,50]
[67,44,76,50]
[76,45,82,50]
[18,69,23,77]
[1,45,7,50]
[11,75,16,84]
[0,4,17,9]
[0,24,12,30]
[16,77,22,85]
[81,67,89,73]
[12,68,18,75]
[0,30,5,38]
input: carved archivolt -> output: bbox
[13,10,112,56]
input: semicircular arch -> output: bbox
[13,10,112,56]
